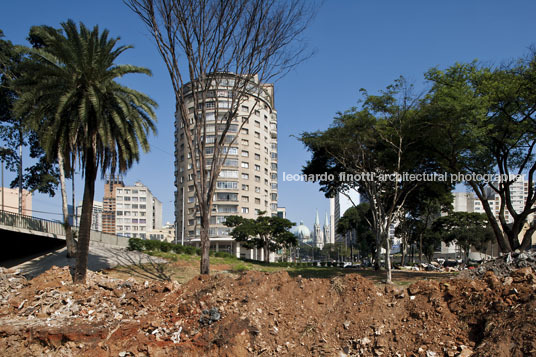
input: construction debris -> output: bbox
[0,264,535,356]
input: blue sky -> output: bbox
[1,0,536,230]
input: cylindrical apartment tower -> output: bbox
[174,73,278,260]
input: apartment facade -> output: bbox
[148,222,176,243]
[0,188,32,216]
[102,177,163,238]
[174,74,278,260]
[444,181,535,257]
[69,201,103,231]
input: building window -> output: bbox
[242,173,249,180]
[241,162,249,168]
[254,153,260,160]
[241,150,249,157]
[241,105,249,112]
[254,120,260,128]
[223,147,238,155]
[219,170,239,178]
[255,198,261,204]
[242,184,249,191]
[242,196,249,202]
[242,139,249,146]
[254,164,260,171]
[242,207,249,214]
[217,181,238,189]
[255,186,261,193]
[255,176,260,182]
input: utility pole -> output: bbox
[18,134,22,215]
[1,158,4,212]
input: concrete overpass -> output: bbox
[0,210,129,263]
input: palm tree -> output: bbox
[15,20,157,283]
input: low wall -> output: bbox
[89,230,129,248]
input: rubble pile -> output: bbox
[465,249,536,279]
[0,264,535,356]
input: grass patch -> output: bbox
[230,263,249,273]
[106,249,456,285]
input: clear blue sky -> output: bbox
[1,0,536,230]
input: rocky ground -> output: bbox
[0,260,535,356]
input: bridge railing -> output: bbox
[0,210,66,237]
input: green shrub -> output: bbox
[183,245,196,255]
[160,242,173,252]
[214,251,234,259]
[128,238,144,251]
[143,239,161,251]
[173,244,185,254]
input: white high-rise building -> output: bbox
[174,73,278,261]
[113,181,163,238]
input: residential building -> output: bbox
[0,187,32,216]
[68,201,103,231]
[115,182,162,238]
[149,222,176,243]
[102,176,125,234]
[102,178,163,239]
[276,206,286,219]
[174,73,278,261]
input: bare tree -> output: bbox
[125,0,314,274]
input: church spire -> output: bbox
[315,209,320,226]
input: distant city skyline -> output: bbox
[1,0,536,230]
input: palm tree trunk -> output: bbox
[58,152,76,258]
[199,213,210,275]
[74,149,97,284]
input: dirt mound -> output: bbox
[0,265,535,356]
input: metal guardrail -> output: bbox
[0,210,66,237]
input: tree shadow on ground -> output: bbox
[108,249,172,281]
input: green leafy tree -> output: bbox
[301,78,435,283]
[224,212,296,262]
[423,54,536,253]
[432,212,493,263]
[0,29,27,213]
[1,30,60,202]
[14,20,157,283]
[396,182,453,264]
[336,202,376,263]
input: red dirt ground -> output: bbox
[0,265,535,356]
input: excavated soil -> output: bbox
[0,265,535,356]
